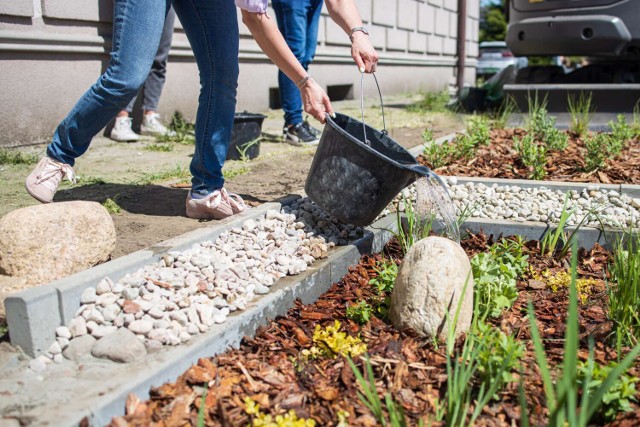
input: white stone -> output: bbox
[95,278,112,295]
[80,287,97,304]
[56,326,72,339]
[128,320,153,336]
[389,237,473,340]
[91,327,147,363]
[68,317,88,338]
[48,342,62,355]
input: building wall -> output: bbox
[0,0,479,147]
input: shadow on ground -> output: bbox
[53,183,268,217]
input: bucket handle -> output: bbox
[360,72,386,145]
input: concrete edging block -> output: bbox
[4,286,61,357]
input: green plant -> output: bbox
[197,386,208,427]
[443,277,519,426]
[526,94,568,151]
[489,96,518,129]
[524,247,640,426]
[347,356,422,427]
[101,197,122,214]
[393,193,433,255]
[0,149,39,165]
[302,320,367,359]
[540,196,575,257]
[471,237,526,319]
[609,114,635,145]
[144,142,174,152]
[475,321,525,398]
[346,300,374,325]
[157,111,195,144]
[577,360,638,420]
[244,396,316,426]
[584,132,608,172]
[369,259,399,320]
[608,233,640,351]
[236,137,261,162]
[514,133,548,180]
[567,92,593,137]
[456,116,491,159]
[223,165,250,180]
[471,252,519,319]
[136,164,191,185]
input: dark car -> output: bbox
[506,0,640,57]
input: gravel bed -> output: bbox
[31,199,363,370]
[382,178,640,229]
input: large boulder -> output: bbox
[0,201,116,285]
[389,236,473,340]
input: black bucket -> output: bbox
[227,112,266,161]
[305,110,434,226]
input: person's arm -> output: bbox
[241,10,333,123]
[324,0,378,73]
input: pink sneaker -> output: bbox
[185,188,246,219]
[25,157,76,203]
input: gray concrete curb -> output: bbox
[407,131,640,198]
[3,212,397,427]
[458,217,628,250]
[5,197,299,358]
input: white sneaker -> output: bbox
[141,113,174,136]
[110,117,140,142]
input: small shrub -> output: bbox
[577,360,638,421]
[456,116,491,159]
[346,300,374,325]
[244,397,316,427]
[527,95,568,151]
[489,96,518,129]
[514,133,547,180]
[609,114,634,145]
[567,92,593,137]
[475,321,525,396]
[302,320,367,359]
[471,237,526,319]
[369,260,399,319]
[584,132,611,172]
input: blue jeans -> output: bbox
[272,0,323,127]
[47,0,239,194]
[125,7,176,113]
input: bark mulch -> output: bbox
[110,233,640,427]
[417,129,640,184]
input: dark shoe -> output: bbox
[302,119,322,137]
[283,122,319,146]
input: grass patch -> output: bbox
[144,143,174,152]
[137,164,191,185]
[223,165,250,180]
[407,89,450,113]
[102,197,122,214]
[0,149,39,165]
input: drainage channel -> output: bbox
[0,204,397,426]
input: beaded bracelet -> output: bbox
[295,75,311,89]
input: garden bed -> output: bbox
[417,111,640,185]
[110,228,640,426]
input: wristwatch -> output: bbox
[349,26,369,42]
